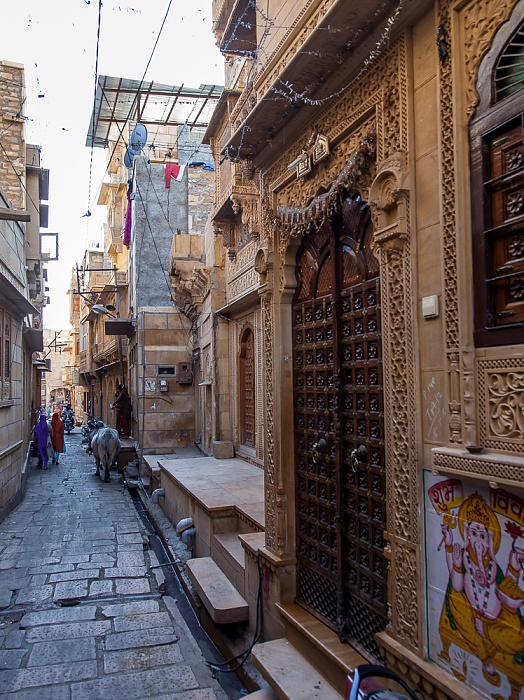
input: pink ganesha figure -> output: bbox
[440,493,524,687]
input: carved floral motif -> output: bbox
[463,0,520,118]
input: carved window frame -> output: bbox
[238,325,255,448]
[470,20,524,347]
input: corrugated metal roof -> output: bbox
[86,76,223,148]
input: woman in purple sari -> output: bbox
[34,414,51,469]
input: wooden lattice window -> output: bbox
[471,20,524,347]
[0,309,12,400]
[239,327,255,447]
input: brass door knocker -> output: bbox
[349,444,367,472]
[311,438,327,464]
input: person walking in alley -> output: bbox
[34,413,53,469]
[51,407,65,464]
[110,384,132,438]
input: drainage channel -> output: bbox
[130,491,248,699]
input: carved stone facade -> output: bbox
[205,1,524,698]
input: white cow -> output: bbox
[91,427,121,482]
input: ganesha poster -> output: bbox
[424,472,524,700]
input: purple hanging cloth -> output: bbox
[122,188,132,248]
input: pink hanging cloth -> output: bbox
[122,188,132,248]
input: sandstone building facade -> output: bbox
[190,1,524,698]
[0,61,49,520]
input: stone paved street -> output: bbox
[0,432,231,699]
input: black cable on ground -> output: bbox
[205,552,264,674]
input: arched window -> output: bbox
[239,327,255,447]
[471,17,524,346]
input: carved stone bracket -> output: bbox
[170,263,211,321]
[230,193,260,241]
[213,220,237,261]
[369,151,410,254]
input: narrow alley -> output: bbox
[0,432,237,699]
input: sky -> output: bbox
[2,0,224,329]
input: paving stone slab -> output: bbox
[116,534,146,545]
[71,664,199,700]
[25,620,111,642]
[103,643,184,674]
[28,564,75,575]
[115,578,151,595]
[114,611,172,633]
[20,605,97,627]
[49,569,100,583]
[0,560,16,571]
[0,685,70,700]
[27,637,96,667]
[0,589,13,609]
[101,599,160,617]
[88,580,114,597]
[0,649,28,669]
[4,630,25,649]
[104,627,179,651]
[14,585,54,604]
[0,659,98,692]
[58,555,90,564]
[116,552,147,567]
[90,553,115,563]
[53,580,89,601]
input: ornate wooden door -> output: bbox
[239,327,255,447]
[293,193,388,658]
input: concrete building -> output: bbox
[141,2,524,700]
[74,78,220,453]
[0,61,50,520]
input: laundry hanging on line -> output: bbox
[165,163,186,188]
[122,187,132,248]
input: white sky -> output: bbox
[2,0,224,329]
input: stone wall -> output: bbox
[0,62,25,209]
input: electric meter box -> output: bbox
[159,379,169,392]
[178,362,192,384]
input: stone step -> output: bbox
[213,532,245,595]
[277,602,366,694]
[252,639,343,700]
[186,557,249,625]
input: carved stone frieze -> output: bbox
[432,445,524,489]
[229,239,257,274]
[477,357,524,452]
[262,291,276,551]
[227,267,259,301]
[437,1,462,448]
[391,542,419,648]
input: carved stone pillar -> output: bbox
[370,153,422,653]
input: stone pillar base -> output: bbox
[213,441,234,459]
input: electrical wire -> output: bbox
[86,0,175,214]
[86,0,103,217]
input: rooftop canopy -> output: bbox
[86,76,223,148]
